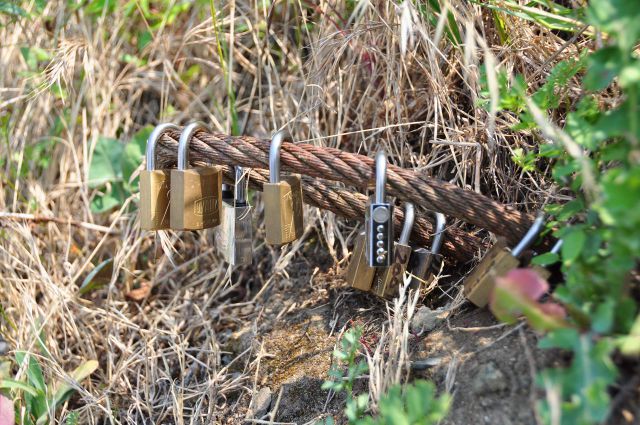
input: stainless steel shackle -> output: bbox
[235,166,248,205]
[269,130,293,184]
[145,123,179,170]
[511,214,545,258]
[177,122,209,170]
[430,212,446,255]
[398,203,415,245]
[375,150,388,204]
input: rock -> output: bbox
[0,339,7,356]
[224,326,255,355]
[410,306,447,333]
[471,361,508,394]
[410,357,442,371]
[246,387,272,419]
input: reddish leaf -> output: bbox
[0,394,14,425]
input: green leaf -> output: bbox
[584,47,624,91]
[561,229,586,265]
[79,258,113,296]
[51,360,98,409]
[0,1,27,17]
[531,252,559,266]
[15,352,46,393]
[122,126,152,191]
[90,181,126,213]
[88,137,123,188]
[0,379,39,397]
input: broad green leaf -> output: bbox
[0,1,27,17]
[51,360,98,408]
[584,47,623,91]
[15,352,46,392]
[0,379,39,397]
[88,137,123,188]
[561,229,586,264]
[90,181,126,213]
[122,126,152,190]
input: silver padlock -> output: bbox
[407,212,446,290]
[366,150,394,267]
[214,166,253,265]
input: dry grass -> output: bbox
[0,0,581,423]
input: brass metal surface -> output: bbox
[345,233,376,291]
[139,169,171,230]
[170,166,222,230]
[263,175,304,244]
[463,240,519,307]
[371,243,412,298]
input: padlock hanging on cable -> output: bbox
[170,122,222,230]
[371,203,415,299]
[263,130,304,245]
[215,166,253,265]
[463,214,545,307]
[140,123,179,230]
[366,150,394,268]
[407,212,446,291]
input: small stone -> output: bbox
[471,361,508,394]
[410,307,447,333]
[246,387,272,419]
[410,357,442,371]
[0,340,7,356]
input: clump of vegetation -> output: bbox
[485,1,640,423]
[322,327,450,424]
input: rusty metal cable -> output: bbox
[156,130,534,257]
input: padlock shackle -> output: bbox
[511,214,545,258]
[399,203,415,245]
[375,150,387,204]
[235,166,247,205]
[430,212,446,255]
[146,123,179,170]
[177,121,209,170]
[269,130,293,184]
[550,239,563,254]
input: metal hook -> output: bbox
[375,150,387,204]
[269,130,292,184]
[399,203,415,245]
[511,214,545,258]
[177,122,209,170]
[430,212,446,255]
[145,123,179,170]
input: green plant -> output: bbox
[88,126,152,213]
[321,327,450,424]
[0,350,97,425]
[481,1,640,423]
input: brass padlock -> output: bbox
[530,239,563,281]
[345,232,377,291]
[170,122,222,230]
[407,212,446,291]
[371,203,415,299]
[214,167,253,265]
[366,150,394,267]
[140,123,179,230]
[463,215,545,307]
[263,130,304,245]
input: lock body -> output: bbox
[463,240,519,307]
[407,248,435,291]
[345,233,376,291]
[170,166,222,230]
[140,169,171,230]
[371,242,412,298]
[263,175,304,244]
[215,199,253,265]
[366,202,394,267]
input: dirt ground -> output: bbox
[206,246,570,424]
